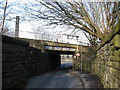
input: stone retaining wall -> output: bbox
[91,20,120,88]
[2,35,29,88]
[2,35,60,88]
[25,47,49,78]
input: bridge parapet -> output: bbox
[43,41,89,52]
[18,38,89,53]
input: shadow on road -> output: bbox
[25,62,103,88]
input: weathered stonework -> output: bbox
[2,35,29,88]
[91,21,120,88]
[2,35,61,88]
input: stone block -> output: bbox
[109,67,119,79]
[113,34,120,48]
[2,77,13,86]
[111,62,119,69]
[109,74,119,88]
[109,56,115,61]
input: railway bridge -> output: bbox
[2,20,120,89]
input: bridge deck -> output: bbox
[18,38,89,52]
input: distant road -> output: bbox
[61,62,73,69]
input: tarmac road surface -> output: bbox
[26,69,83,88]
[26,62,103,88]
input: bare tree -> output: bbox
[22,0,119,43]
[0,0,21,33]
[0,0,8,32]
[2,24,14,37]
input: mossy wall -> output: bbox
[91,21,120,88]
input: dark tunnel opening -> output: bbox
[47,50,75,71]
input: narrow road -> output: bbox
[26,62,103,88]
[26,69,83,88]
[26,62,83,88]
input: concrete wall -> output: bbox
[91,21,120,88]
[2,35,60,88]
